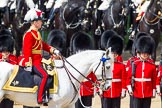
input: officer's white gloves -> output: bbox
[121,89,126,98]
[54,49,60,56]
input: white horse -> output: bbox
[0,50,113,108]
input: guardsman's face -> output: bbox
[140,53,150,60]
[111,52,118,59]
[2,51,10,60]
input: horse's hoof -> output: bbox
[43,103,48,106]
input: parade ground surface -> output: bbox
[14,94,161,108]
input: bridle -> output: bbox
[62,3,84,29]
[143,0,162,25]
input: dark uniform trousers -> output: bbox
[75,95,93,108]
[23,106,40,108]
[133,97,151,108]
[101,97,120,108]
[0,99,14,108]
[130,95,134,108]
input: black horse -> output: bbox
[137,0,162,60]
[54,0,88,50]
[102,0,129,38]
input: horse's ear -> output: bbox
[106,47,114,63]
[105,47,111,58]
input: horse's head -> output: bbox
[92,48,113,90]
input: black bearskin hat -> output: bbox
[136,36,155,54]
[70,31,94,54]
[106,34,124,55]
[0,29,12,36]
[0,36,14,53]
[47,29,66,56]
[132,32,150,56]
[100,30,118,50]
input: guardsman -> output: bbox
[126,36,157,108]
[156,59,162,108]
[19,8,60,104]
[101,34,127,108]
[125,32,153,108]
[0,33,17,108]
[75,72,99,108]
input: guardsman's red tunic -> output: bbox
[80,72,98,96]
[116,55,123,62]
[156,65,162,93]
[0,53,18,65]
[127,59,157,98]
[103,61,127,98]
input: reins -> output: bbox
[110,4,124,28]
[61,56,98,86]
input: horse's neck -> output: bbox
[66,50,104,81]
[145,0,160,21]
[0,62,14,89]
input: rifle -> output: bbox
[131,60,136,91]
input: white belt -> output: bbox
[134,78,151,82]
[112,79,121,82]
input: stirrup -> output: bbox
[95,27,101,35]
[129,31,135,40]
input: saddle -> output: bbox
[2,58,59,94]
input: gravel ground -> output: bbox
[14,94,161,108]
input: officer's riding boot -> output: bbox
[0,7,6,25]
[42,89,50,106]
[9,9,15,22]
[95,26,102,36]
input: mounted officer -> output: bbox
[19,8,60,105]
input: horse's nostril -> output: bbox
[106,66,110,69]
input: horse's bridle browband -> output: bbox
[143,1,162,25]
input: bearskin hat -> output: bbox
[24,8,44,22]
[136,36,155,54]
[106,34,124,55]
[70,31,94,54]
[131,32,150,56]
[100,30,118,50]
[0,29,12,37]
[47,29,66,56]
[0,36,14,53]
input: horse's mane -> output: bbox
[67,50,105,62]
[147,0,154,9]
